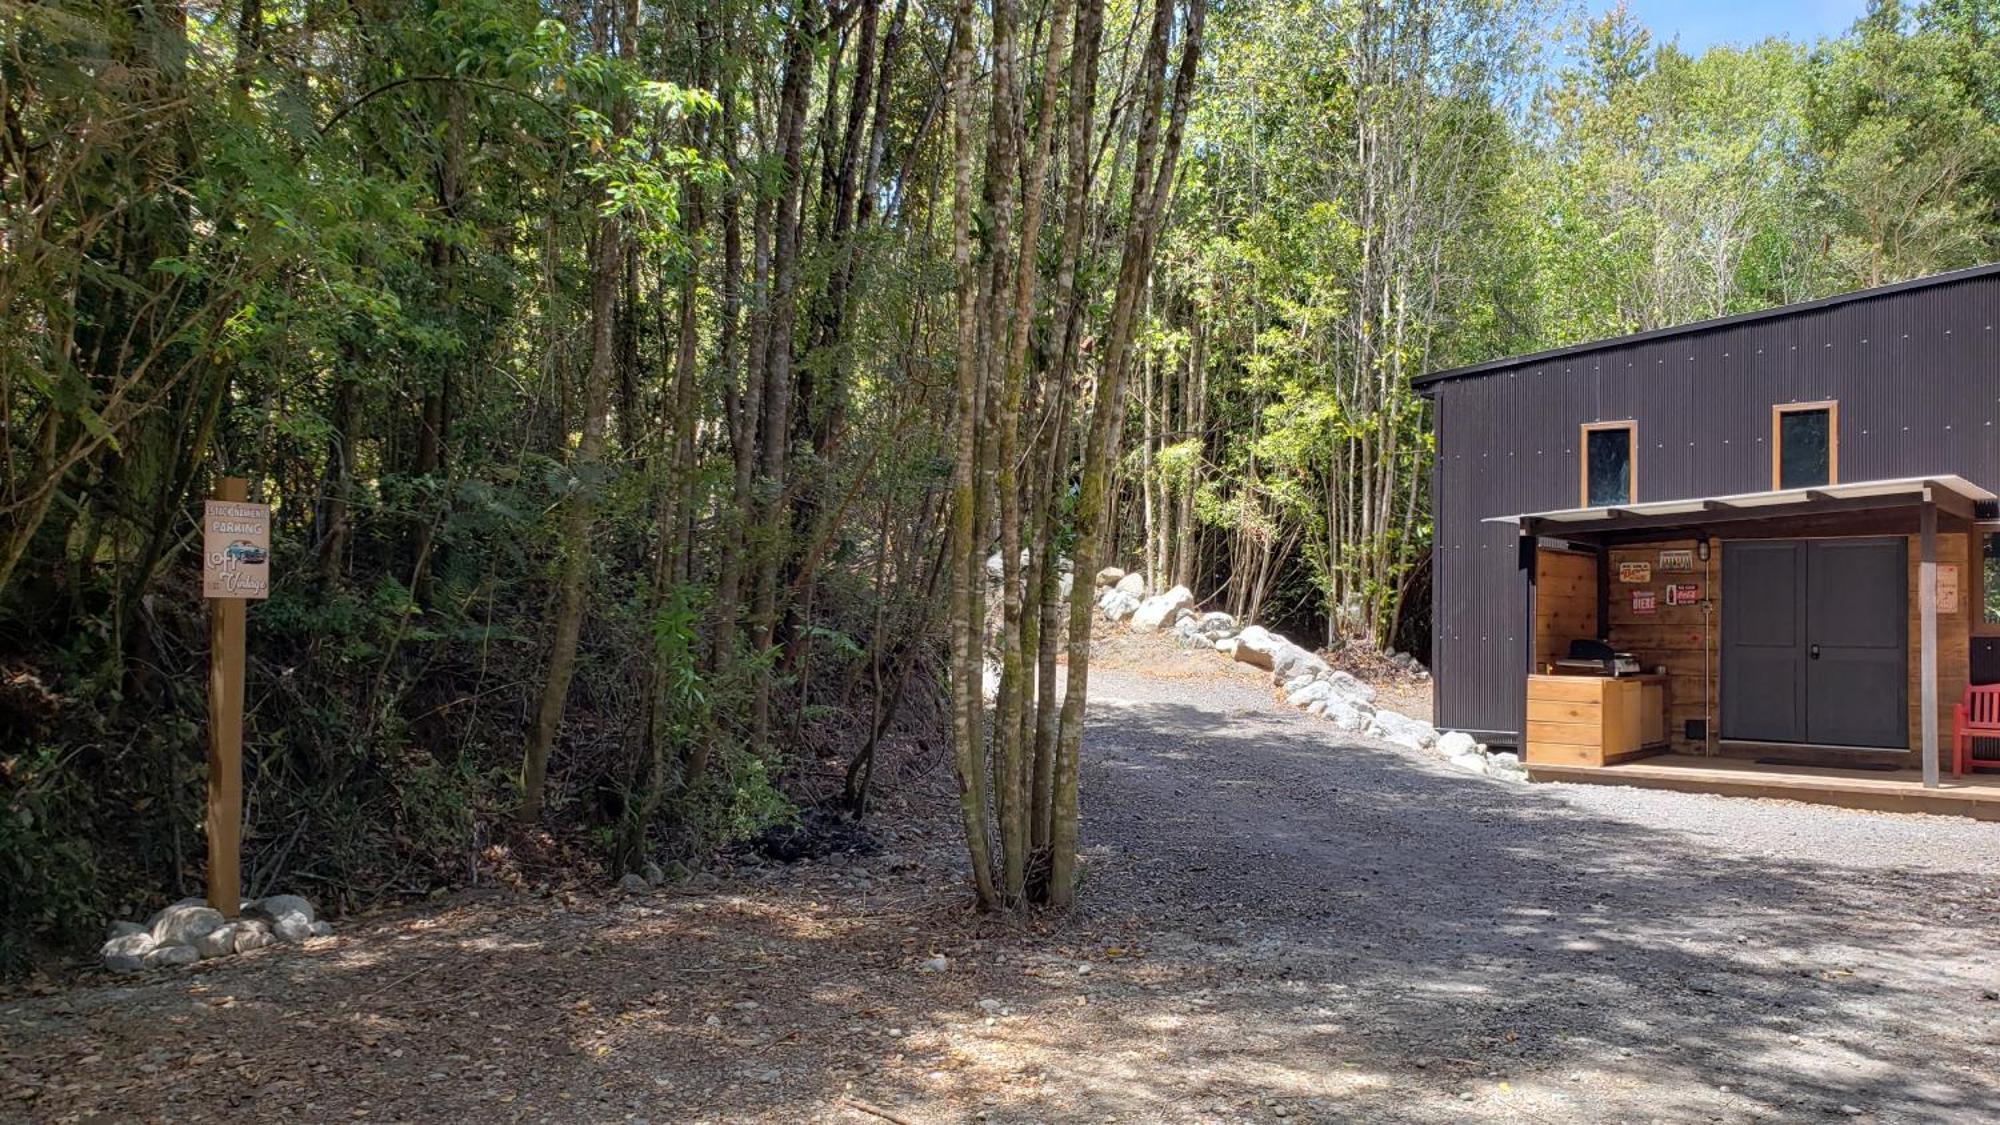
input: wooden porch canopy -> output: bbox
[1482,475,1995,539]
[1486,475,1999,791]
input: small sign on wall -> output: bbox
[1619,561,1652,584]
[1939,564,1960,614]
[1657,549,1695,573]
[203,500,271,600]
[1666,583,1700,606]
[1631,588,1657,615]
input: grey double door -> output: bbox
[1721,538,1908,749]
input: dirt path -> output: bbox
[5,641,1999,1123]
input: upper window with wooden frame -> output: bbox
[1580,421,1636,507]
[1772,401,1837,490]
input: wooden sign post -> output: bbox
[203,478,270,917]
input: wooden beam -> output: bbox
[1921,498,1939,789]
[208,476,248,917]
[1519,530,1539,750]
[1928,482,1978,521]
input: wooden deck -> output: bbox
[1527,753,2000,821]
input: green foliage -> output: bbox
[719,757,796,842]
[0,747,104,975]
[1158,0,1997,648]
[4,0,1994,969]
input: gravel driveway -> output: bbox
[1063,648,2000,1123]
[5,642,1997,1124]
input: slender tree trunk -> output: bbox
[519,0,635,825]
[946,0,999,909]
[1050,0,1204,909]
[1028,0,1101,868]
[749,2,819,749]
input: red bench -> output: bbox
[1952,684,2000,776]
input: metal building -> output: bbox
[1414,263,2000,813]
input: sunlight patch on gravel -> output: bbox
[5,638,1998,1123]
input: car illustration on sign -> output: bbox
[224,540,267,565]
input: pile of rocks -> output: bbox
[984,551,1075,602]
[1384,649,1430,680]
[100,894,329,973]
[1093,568,1524,784]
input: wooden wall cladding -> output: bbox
[1606,539,1714,753]
[1596,532,1971,756]
[1534,549,1598,672]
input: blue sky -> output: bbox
[1611,0,1871,52]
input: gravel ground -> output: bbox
[4,638,1997,1124]
[1067,643,2000,1123]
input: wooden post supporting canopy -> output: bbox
[1920,495,1939,790]
[207,477,248,917]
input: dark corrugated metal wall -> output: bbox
[1426,272,2000,742]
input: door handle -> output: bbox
[1810,644,1821,660]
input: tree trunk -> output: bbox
[945,0,1000,909]
[1050,0,1204,909]
[519,0,635,825]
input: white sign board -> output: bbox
[203,501,271,599]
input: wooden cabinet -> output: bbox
[1525,674,1670,767]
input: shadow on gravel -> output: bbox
[4,681,1995,1125]
[1063,689,2000,1122]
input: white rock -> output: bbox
[1447,749,1490,775]
[1325,702,1370,732]
[1326,671,1376,705]
[1281,673,1318,695]
[1194,611,1238,638]
[1288,681,1332,708]
[1306,700,1328,717]
[1435,731,1481,759]
[1231,626,1278,669]
[195,924,239,959]
[252,894,315,924]
[1485,751,1528,782]
[272,914,313,943]
[1114,571,1146,596]
[1095,566,1126,588]
[1269,643,1329,684]
[1130,585,1195,632]
[146,943,199,968]
[1368,710,1439,751]
[101,932,157,972]
[1100,590,1141,621]
[150,904,226,947]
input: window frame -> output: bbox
[1770,400,1839,490]
[1578,420,1638,508]
[1974,523,2000,638]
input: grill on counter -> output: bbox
[1552,638,1644,677]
